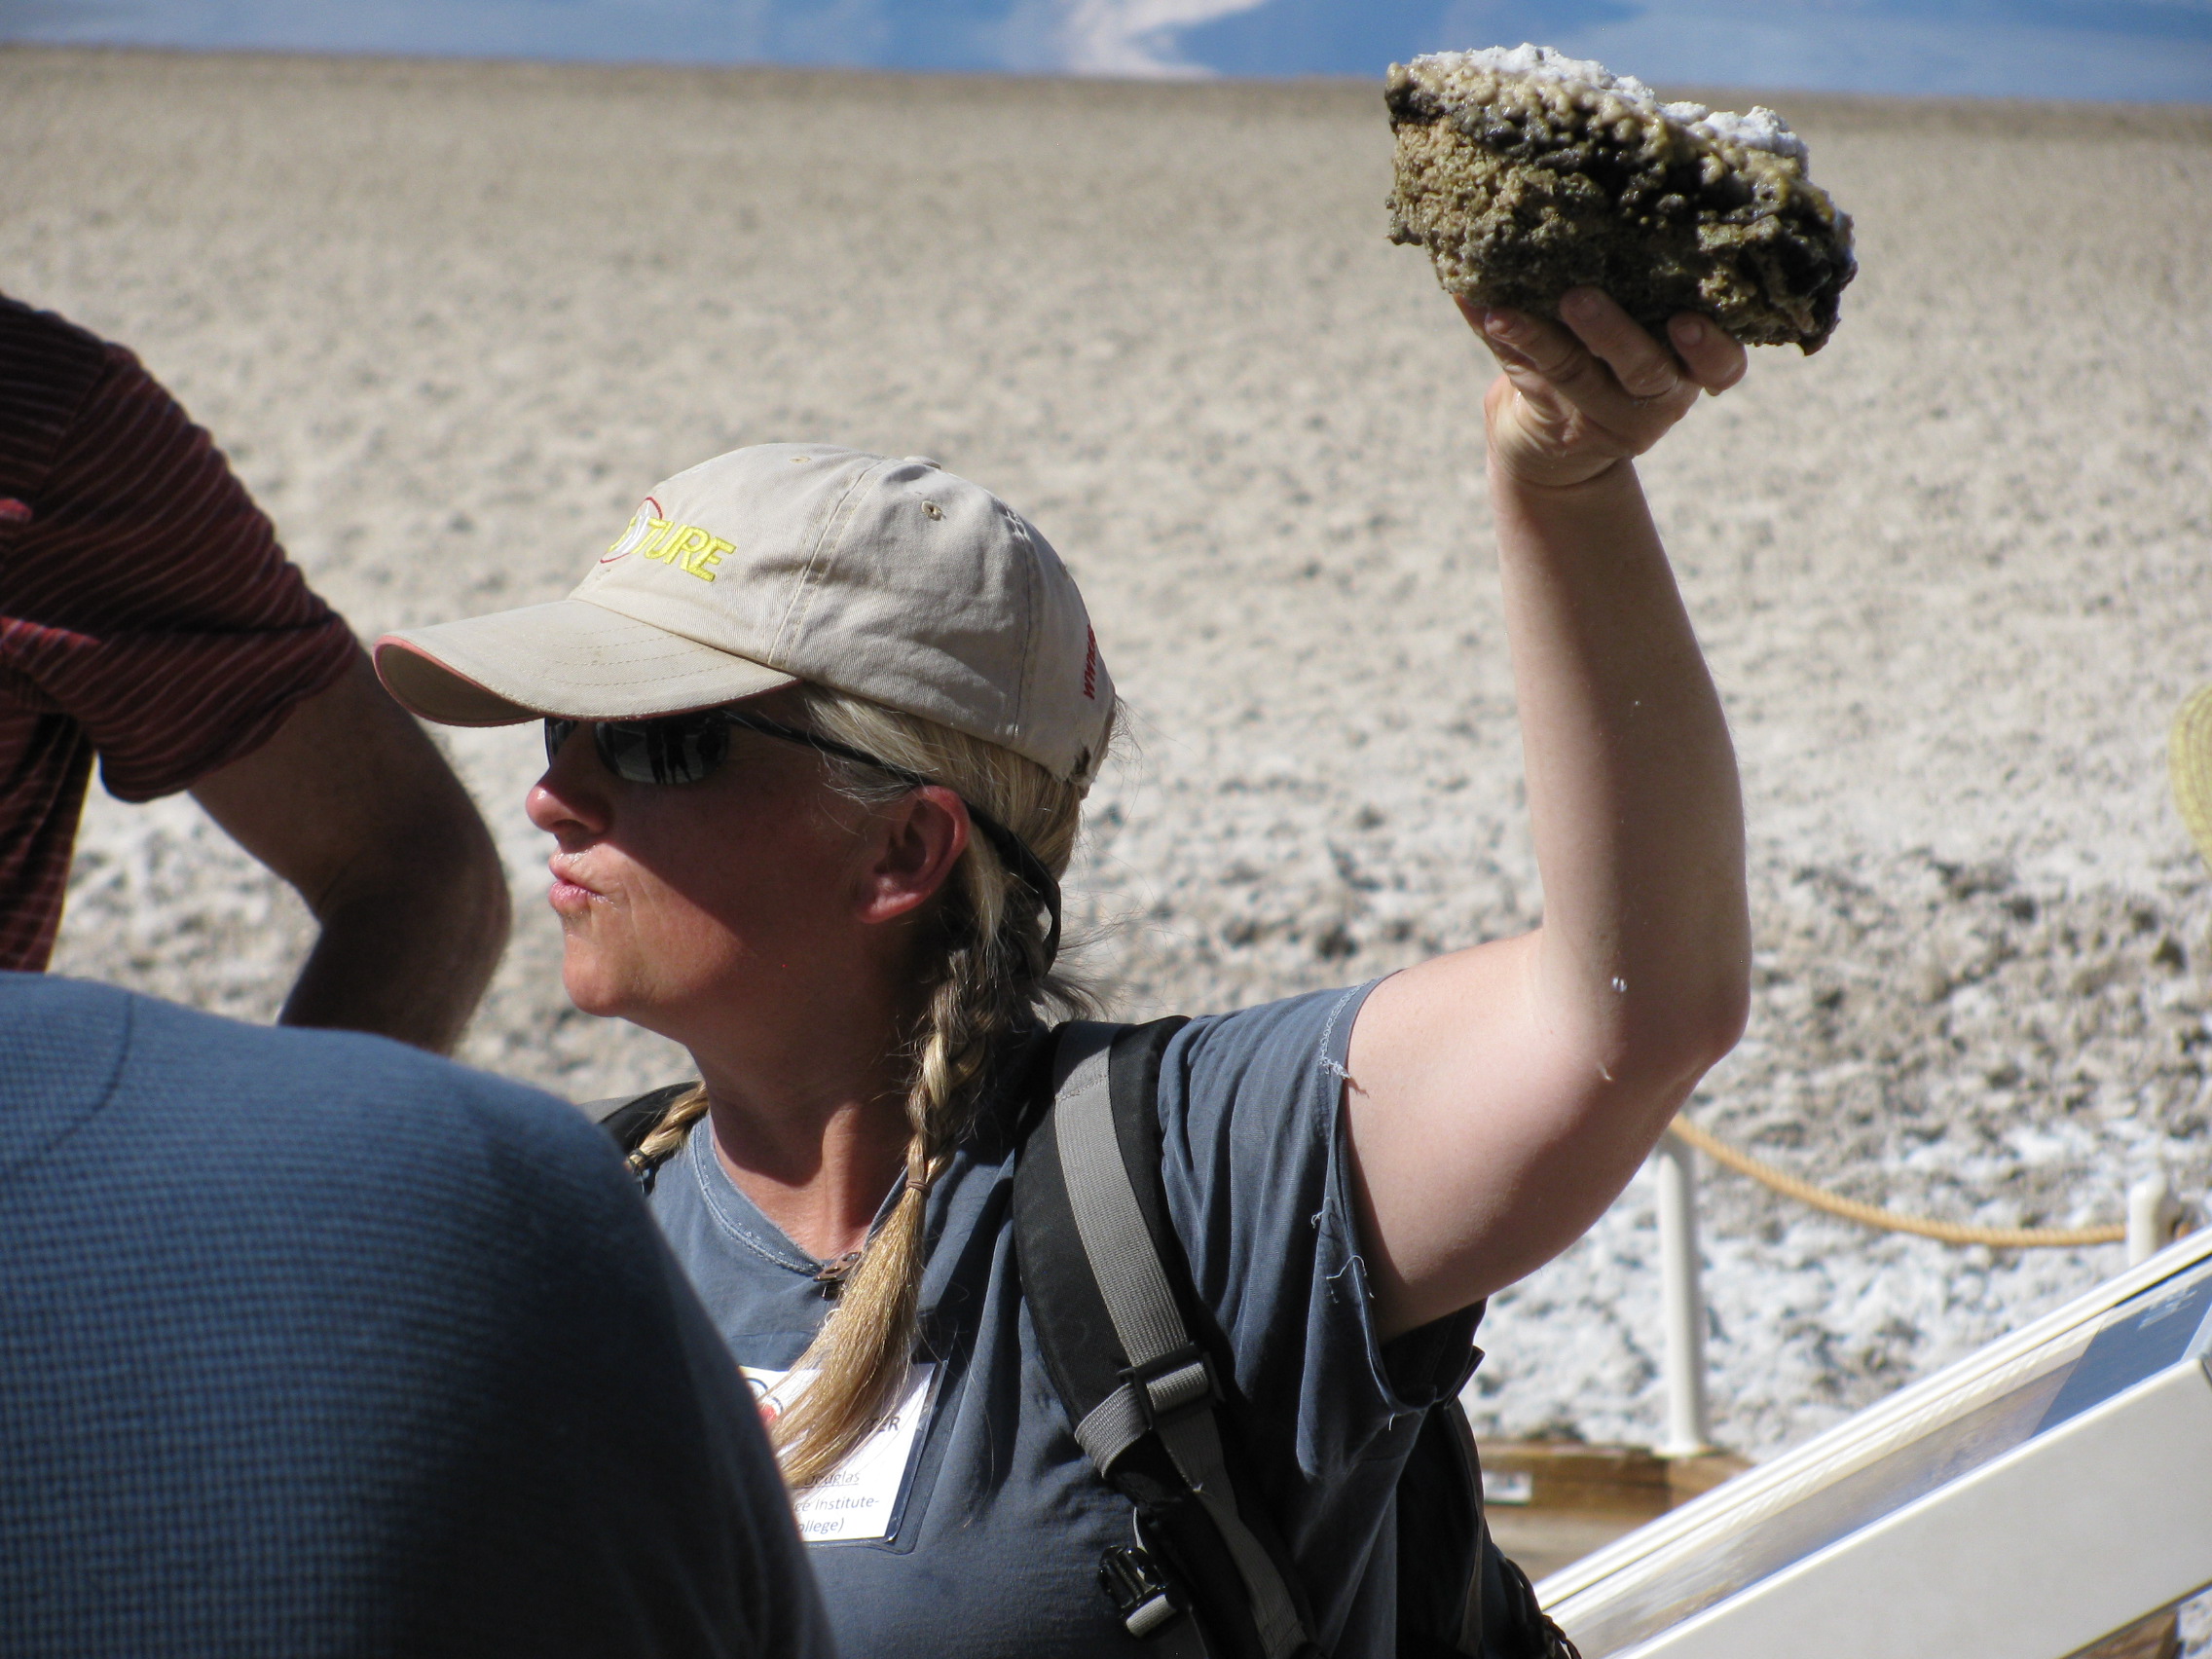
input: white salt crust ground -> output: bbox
[10,50,2212,1583]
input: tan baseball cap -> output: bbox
[374,444,1115,782]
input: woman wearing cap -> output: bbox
[376,291,1750,1657]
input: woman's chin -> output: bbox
[559,954,634,1022]
[560,962,690,1038]
[561,986,624,1021]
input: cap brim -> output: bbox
[375,598,796,725]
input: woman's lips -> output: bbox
[547,858,605,915]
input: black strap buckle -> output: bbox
[1100,1543,1185,1641]
[1122,1343,1218,1432]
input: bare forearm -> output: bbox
[1342,292,1753,1331]
[1346,465,1747,1325]
[192,649,512,1054]
[278,850,509,1052]
[1493,457,1749,1085]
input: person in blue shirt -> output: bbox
[0,972,832,1659]
[372,289,1752,1657]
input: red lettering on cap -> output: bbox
[1082,627,1098,700]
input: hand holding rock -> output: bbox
[1462,287,1745,491]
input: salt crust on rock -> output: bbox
[1385,45,1856,352]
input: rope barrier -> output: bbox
[1666,1117,2126,1248]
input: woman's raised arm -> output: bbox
[1345,287,1753,1339]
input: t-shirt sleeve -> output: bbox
[1157,981,1484,1515]
[1,340,354,802]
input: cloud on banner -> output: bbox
[3,0,2208,97]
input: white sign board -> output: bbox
[1540,1232,2212,1659]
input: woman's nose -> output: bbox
[526,722,611,840]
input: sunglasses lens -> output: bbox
[596,715,729,786]
[543,715,731,785]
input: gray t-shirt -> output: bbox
[647,981,1482,1659]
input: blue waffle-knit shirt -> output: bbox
[0,974,831,1659]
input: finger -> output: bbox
[1477,305,1612,412]
[1455,295,1544,374]
[1668,313,1748,395]
[1558,288,1689,406]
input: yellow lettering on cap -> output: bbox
[636,518,677,561]
[624,519,729,581]
[660,526,713,569]
[686,536,732,582]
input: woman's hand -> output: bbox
[1460,288,1747,490]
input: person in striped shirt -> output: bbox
[0,293,507,1052]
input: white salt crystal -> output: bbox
[1408,44,1811,165]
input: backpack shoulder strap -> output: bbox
[592,1083,697,1190]
[1014,1019,1320,1659]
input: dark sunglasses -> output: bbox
[543,707,1063,964]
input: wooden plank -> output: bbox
[2067,1607,2181,1659]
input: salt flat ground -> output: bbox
[9,47,2212,1459]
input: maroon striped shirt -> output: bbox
[0,296,355,971]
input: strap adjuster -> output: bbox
[1122,1343,1217,1432]
[1100,1543,1185,1641]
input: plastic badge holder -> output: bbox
[1539,1229,2212,1659]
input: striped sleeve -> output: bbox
[0,337,356,803]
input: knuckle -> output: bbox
[1615,355,1680,400]
[1545,350,1604,389]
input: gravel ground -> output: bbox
[10,47,2212,1567]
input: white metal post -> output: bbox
[2128,1174,2183,1269]
[1654,1129,1713,1458]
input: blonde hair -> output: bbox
[628,684,1100,1487]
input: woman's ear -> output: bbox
[853,785,973,926]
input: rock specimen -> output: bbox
[1386,45,1856,352]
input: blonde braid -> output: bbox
[772,965,981,1485]
[776,684,1097,1486]
[629,1086,711,1176]
[624,684,1102,1488]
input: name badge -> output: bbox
[741,1361,938,1543]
